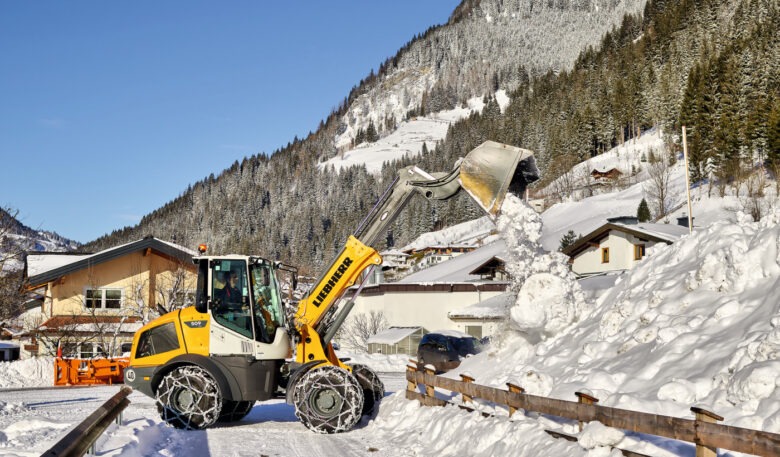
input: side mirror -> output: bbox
[195,297,209,314]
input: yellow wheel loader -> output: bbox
[124,141,538,433]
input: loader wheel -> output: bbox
[156,365,222,430]
[218,400,255,423]
[349,364,385,416]
[292,365,363,434]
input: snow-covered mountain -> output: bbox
[1,209,78,271]
[333,0,646,153]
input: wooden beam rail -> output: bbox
[406,364,780,456]
[42,386,132,457]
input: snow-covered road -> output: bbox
[0,373,408,457]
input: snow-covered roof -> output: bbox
[562,221,689,257]
[367,326,423,345]
[616,222,690,242]
[401,216,496,252]
[448,292,512,319]
[25,253,91,277]
[26,237,197,286]
[399,240,509,284]
[380,249,409,257]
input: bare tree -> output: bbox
[25,312,85,357]
[547,154,580,201]
[337,310,388,352]
[740,170,768,222]
[124,258,196,323]
[643,149,675,218]
[0,207,26,322]
[154,259,197,315]
[575,160,596,198]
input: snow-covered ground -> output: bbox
[2,122,779,455]
[322,92,507,173]
[3,195,779,455]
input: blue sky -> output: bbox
[0,1,459,243]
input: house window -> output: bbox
[85,288,123,310]
[465,325,483,339]
[601,247,610,263]
[634,244,646,260]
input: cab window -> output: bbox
[135,322,179,359]
[211,259,252,339]
[250,262,284,343]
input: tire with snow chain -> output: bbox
[349,364,384,416]
[156,365,222,430]
[218,400,254,423]
[292,365,364,434]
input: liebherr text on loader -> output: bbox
[124,141,539,433]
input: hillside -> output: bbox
[1,208,77,271]
[86,0,779,281]
[333,0,646,153]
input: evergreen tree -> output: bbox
[559,230,580,251]
[637,198,652,222]
[767,101,780,167]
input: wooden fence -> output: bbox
[406,363,780,457]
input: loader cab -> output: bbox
[194,255,290,359]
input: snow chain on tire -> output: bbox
[156,365,222,430]
[292,365,364,433]
[349,363,385,417]
[218,400,255,423]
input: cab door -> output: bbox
[208,259,255,355]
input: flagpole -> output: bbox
[682,126,693,233]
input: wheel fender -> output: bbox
[152,354,239,401]
[285,360,325,405]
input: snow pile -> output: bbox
[375,199,780,455]
[497,194,588,340]
[0,357,53,388]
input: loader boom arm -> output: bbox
[292,141,538,366]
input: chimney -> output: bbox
[677,213,694,228]
[607,216,638,225]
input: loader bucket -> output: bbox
[458,141,539,218]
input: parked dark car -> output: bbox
[416,332,483,372]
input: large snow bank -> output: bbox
[0,357,53,388]
[469,204,780,429]
[375,195,780,455]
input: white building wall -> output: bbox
[572,231,660,275]
[351,290,504,333]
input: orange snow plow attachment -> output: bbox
[54,357,130,386]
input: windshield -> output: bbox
[452,337,481,356]
[249,261,285,343]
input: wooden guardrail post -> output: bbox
[575,391,599,431]
[423,364,436,399]
[506,382,525,417]
[460,373,475,405]
[406,360,418,396]
[691,407,723,457]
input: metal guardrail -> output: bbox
[406,363,780,457]
[41,386,132,457]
